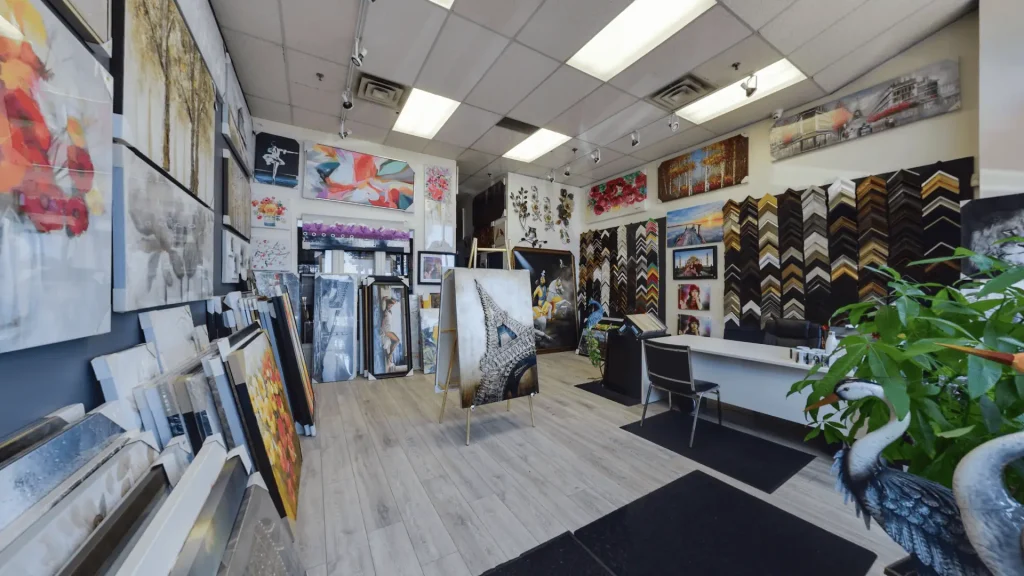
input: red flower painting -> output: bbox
[588,170,647,216]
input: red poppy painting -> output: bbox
[587,170,647,222]
[303,143,415,211]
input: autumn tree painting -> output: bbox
[657,134,750,202]
[124,0,216,208]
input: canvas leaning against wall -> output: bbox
[113,145,214,312]
[312,274,358,383]
[0,0,114,354]
[658,134,749,201]
[364,279,412,379]
[119,0,216,208]
[304,143,415,211]
[770,60,961,160]
[512,248,579,354]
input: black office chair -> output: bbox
[762,317,823,348]
[641,340,722,447]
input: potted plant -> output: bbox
[790,246,1024,573]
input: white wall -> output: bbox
[978,1,1024,196]
[250,118,458,298]
[504,173,585,266]
[580,11,979,337]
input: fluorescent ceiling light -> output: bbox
[393,89,460,139]
[426,0,454,8]
[503,129,571,163]
[676,59,806,124]
[567,0,716,82]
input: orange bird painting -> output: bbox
[303,143,415,211]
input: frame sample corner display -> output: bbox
[273,292,316,430]
[451,268,539,409]
[362,277,412,379]
[225,332,303,522]
[511,247,579,354]
[115,0,216,208]
[0,0,114,354]
[418,251,455,285]
[312,274,359,383]
[303,143,415,211]
[113,143,215,312]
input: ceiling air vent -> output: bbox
[495,117,539,136]
[646,74,715,112]
[355,73,407,110]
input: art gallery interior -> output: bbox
[2,0,1024,574]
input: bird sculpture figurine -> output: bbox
[807,379,990,575]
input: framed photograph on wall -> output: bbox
[673,246,717,280]
[418,251,455,285]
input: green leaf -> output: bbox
[1015,374,1024,399]
[936,425,975,438]
[967,354,1003,398]
[918,398,951,428]
[910,254,963,265]
[895,296,920,325]
[994,235,1024,245]
[999,336,1024,349]
[917,316,979,340]
[978,267,1024,297]
[881,379,911,420]
[876,306,902,341]
[803,428,821,441]
[979,396,1003,433]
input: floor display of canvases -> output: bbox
[512,248,579,354]
[362,277,413,379]
[312,274,359,383]
[0,0,114,354]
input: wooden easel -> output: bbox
[438,238,536,445]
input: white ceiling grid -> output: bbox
[212,0,975,192]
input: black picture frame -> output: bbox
[673,246,718,280]
[511,247,579,354]
[418,251,455,285]
[361,277,413,379]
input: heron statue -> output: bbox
[807,379,990,575]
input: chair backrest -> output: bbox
[762,317,822,348]
[643,340,695,393]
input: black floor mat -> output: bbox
[575,381,640,407]
[621,409,815,493]
[574,471,877,576]
[482,532,613,576]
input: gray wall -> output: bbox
[0,100,247,438]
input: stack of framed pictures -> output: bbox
[361,277,413,379]
[272,293,316,434]
[511,248,579,354]
[312,274,359,383]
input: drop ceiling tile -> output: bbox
[248,95,292,124]
[291,84,341,116]
[222,30,289,103]
[630,126,717,162]
[576,100,666,146]
[346,101,400,130]
[700,79,826,135]
[719,0,796,29]
[361,0,448,86]
[691,35,783,88]
[470,126,529,156]
[758,0,869,55]
[546,85,636,138]
[286,49,347,92]
[567,148,625,175]
[812,0,974,93]
[422,140,466,160]
[211,0,283,43]
[508,66,602,127]
[606,116,695,155]
[384,131,432,152]
[788,0,934,76]
[452,0,545,38]
[484,157,549,179]
[515,0,632,61]
[532,141,597,169]
[464,43,560,115]
[345,120,389,144]
[291,107,339,133]
[460,174,494,193]
[434,104,502,148]
[416,15,510,101]
[608,7,751,99]
[281,0,358,64]
[565,175,593,188]
[584,156,646,183]
[457,149,498,174]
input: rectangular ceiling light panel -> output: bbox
[567,0,716,82]
[503,129,571,162]
[393,88,461,139]
[675,59,806,124]
[426,0,454,8]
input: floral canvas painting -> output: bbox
[226,332,302,522]
[252,236,290,271]
[0,0,113,354]
[303,143,415,211]
[252,195,288,229]
[424,165,454,251]
[114,145,214,312]
[658,135,748,201]
[587,171,647,222]
[121,0,216,208]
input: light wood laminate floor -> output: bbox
[294,352,905,576]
